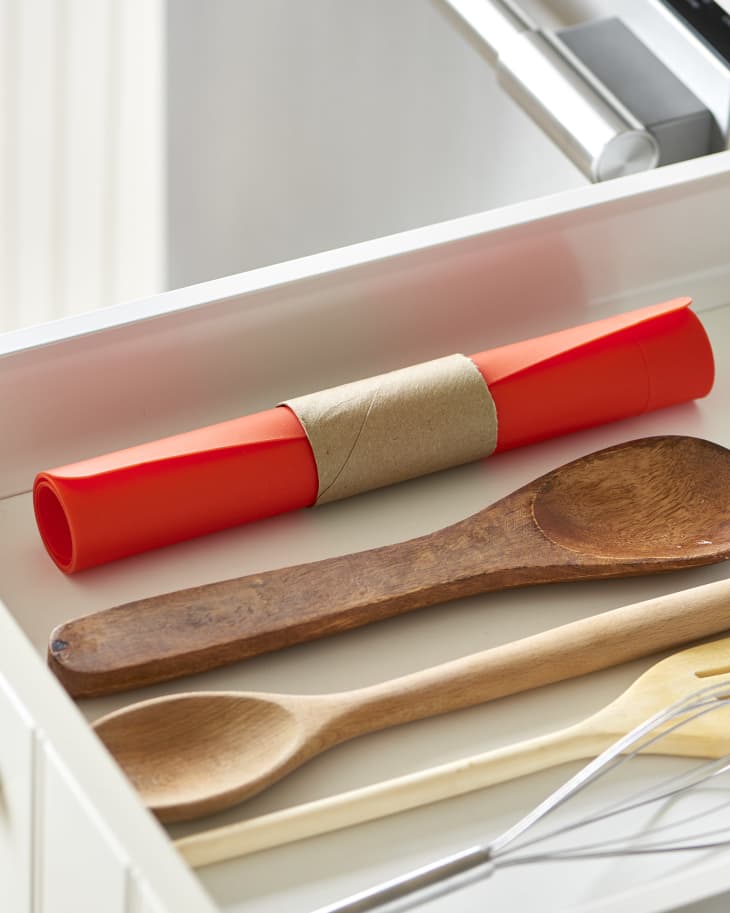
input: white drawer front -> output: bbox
[128,875,169,913]
[0,674,34,913]
[39,742,127,913]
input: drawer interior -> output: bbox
[2,286,730,912]
[2,15,730,900]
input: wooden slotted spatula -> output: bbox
[175,633,730,868]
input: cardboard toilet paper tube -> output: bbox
[33,297,714,573]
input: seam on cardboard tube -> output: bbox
[316,387,381,502]
[283,354,498,504]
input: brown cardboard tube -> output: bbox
[284,354,498,503]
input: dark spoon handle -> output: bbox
[48,484,580,697]
[48,436,730,698]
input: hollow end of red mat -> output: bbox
[34,477,76,573]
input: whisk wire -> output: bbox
[490,682,729,858]
[495,754,730,865]
[499,835,730,867]
[501,776,730,866]
[501,753,727,854]
[311,682,730,913]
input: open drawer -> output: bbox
[4,0,730,892]
[2,145,730,913]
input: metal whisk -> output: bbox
[312,682,730,913]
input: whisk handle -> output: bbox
[308,844,494,913]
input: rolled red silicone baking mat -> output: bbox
[33,297,713,573]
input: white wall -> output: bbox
[3,1,611,333]
[165,0,585,290]
[0,0,164,332]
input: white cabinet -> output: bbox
[0,605,215,913]
[38,742,127,913]
[127,877,169,913]
[0,676,34,913]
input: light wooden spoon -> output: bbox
[53,435,730,697]
[178,632,730,867]
[93,577,730,824]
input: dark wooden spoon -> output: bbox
[49,436,730,697]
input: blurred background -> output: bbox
[12,0,730,333]
[1,0,602,334]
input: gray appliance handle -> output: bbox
[445,0,660,181]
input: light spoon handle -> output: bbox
[316,576,730,739]
[174,577,730,859]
